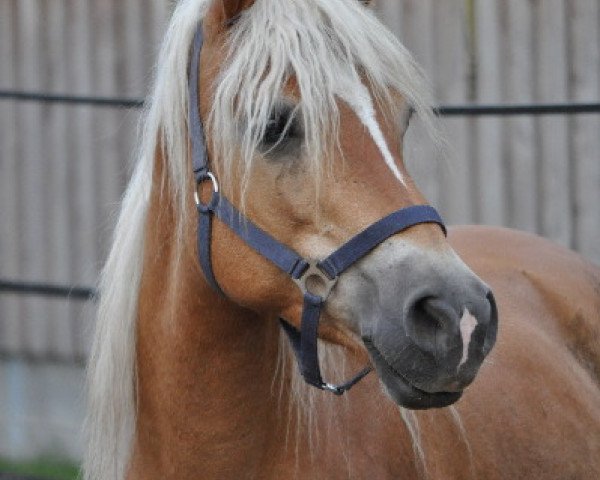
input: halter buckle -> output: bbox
[293,261,338,300]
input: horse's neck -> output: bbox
[127,165,291,479]
[126,158,420,480]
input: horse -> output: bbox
[83,1,600,479]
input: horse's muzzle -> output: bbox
[357,247,498,409]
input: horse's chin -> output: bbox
[363,338,463,410]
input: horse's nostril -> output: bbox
[405,296,460,355]
[483,290,499,355]
[420,297,460,327]
[400,287,498,375]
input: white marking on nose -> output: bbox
[458,309,478,369]
[336,81,405,184]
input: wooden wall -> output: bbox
[0,0,599,365]
[379,0,600,263]
[0,0,169,364]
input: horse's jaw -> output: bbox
[363,337,463,409]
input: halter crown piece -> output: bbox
[189,24,447,395]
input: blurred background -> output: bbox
[0,0,598,478]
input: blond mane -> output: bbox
[83,1,438,478]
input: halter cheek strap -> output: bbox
[188,24,447,395]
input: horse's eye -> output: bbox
[264,110,290,145]
[262,105,301,152]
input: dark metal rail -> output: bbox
[435,102,600,116]
[0,280,96,301]
[0,90,143,109]
[2,89,600,116]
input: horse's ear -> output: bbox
[219,0,255,23]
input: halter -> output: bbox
[189,24,446,395]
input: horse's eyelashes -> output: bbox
[405,107,415,128]
[261,106,302,157]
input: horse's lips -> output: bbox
[363,337,462,410]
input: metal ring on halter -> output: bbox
[322,383,344,395]
[194,171,220,212]
[293,261,339,300]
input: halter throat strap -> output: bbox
[188,23,446,395]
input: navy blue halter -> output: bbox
[189,24,446,395]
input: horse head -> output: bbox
[192,0,497,409]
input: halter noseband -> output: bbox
[189,24,446,395]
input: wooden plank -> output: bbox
[535,0,572,247]
[474,0,506,226]
[569,0,600,264]
[45,0,74,358]
[151,0,171,58]
[399,0,441,209]
[123,0,146,96]
[66,0,96,358]
[83,0,122,358]
[115,0,145,189]
[92,0,121,264]
[16,0,49,357]
[0,1,21,354]
[432,1,473,224]
[504,0,538,233]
